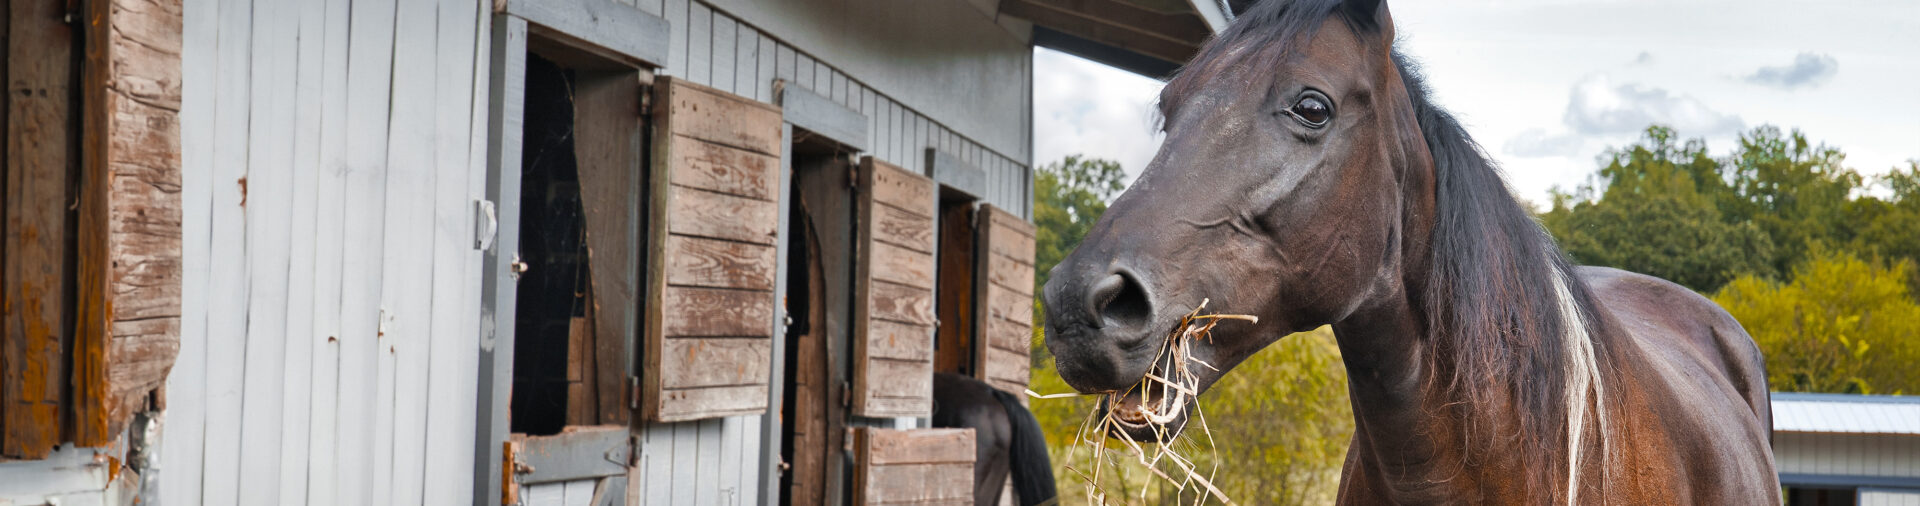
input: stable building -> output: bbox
[1774,393,1920,506]
[0,0,1225,505]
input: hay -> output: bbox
[1029,299,1257,505]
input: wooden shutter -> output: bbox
[973,205,1036,397]
[852,428,975,505]
[851,157,938,418]
[641,77,783,422]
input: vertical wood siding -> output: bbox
[163,0,491,504]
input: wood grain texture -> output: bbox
[4,0,79,459]
[659,337,771,388]
[852,157,937,417]
[664,235,776,291]
[853,428,975,505]
[667,186,777,245]
[667,135,776,201]
[659,76,781,156]
[659,286,775,338]
[972,205,1035,397]
[644,77,779,422]
[574,68,640,427]
[872,203,935,254]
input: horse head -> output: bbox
[1042,0,1435,441]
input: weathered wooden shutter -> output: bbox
[851,157,938,418]
[973,205,1036,397]
[852,428,975,505]
[641,77,783,422]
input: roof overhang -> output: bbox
[998,0,1229,79]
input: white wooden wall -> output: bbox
[165,0,493,504]
[610,2,1033,505]
[638,0,1034,219]
[1776,432,1920,479]
[1863,489,1920,506]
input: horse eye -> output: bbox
[1289,96,1331,127]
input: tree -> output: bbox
[1712,247,1920,394]
[1540,127,1774,291]
[1034,155,1127,293]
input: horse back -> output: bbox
[1578,266,1780,504]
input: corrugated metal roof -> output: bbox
[1772,393,1920,435]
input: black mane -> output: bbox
[1160,1,1614,501]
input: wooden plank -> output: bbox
[872,203,936,254]
[164,0,217,496]
[985,220,1035,263]
[865,157,934,216]
[197,0,258,498]
[861,428,974,465]
[515,426,630,483]
[662,0,686,74]
[667,186,778,245]
[421,0,487,501]
[863,358,933,401]
[867,319,933,362]
[733,25,756,101]
[274,0,329,499]
[934,202,976,376]
[378,0,445,500]
[667,135,777,201]
[754,35,774,102]
[929,149,986,199]
[864,463,975,503]
[664,235,776,291]
[710,15,735,94]
[574,68,641,427]
[869,281,936,327]
[659,285,774,338]
[335,0,402,499]
[685,3,710,84]
[227,0,296,500]
[982,347,1029,386]
[4,0,77,459]
[659,77,782,156]
[984,282,1033,327]
[660,337,771,388]
[567,315,598,425]
[986,251,1035,296]
[302,0,354,502]
[500,0,670,68]
[656,385,768,421]
[985,317,1029,355]
[869,242,935,290]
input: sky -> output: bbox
[1032,0,1920,206]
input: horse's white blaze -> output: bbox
[1552,263,1607,505]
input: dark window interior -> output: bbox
[1786,487,1858,506]
[511,54,587,436]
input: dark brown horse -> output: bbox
[1040,0,1780,503]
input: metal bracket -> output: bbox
[475,199,499,250]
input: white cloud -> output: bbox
[1505,128,1586,159]
[1743,52,1839,90]
[1031,48,1165,187]
[1563,75,1745,137]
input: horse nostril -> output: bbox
[1089,271,1152,330]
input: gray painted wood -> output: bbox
[477,14,530,506]
[200,0,257,500]
[518,427,631,483]
[758,121,795,506]
[780,85,867,151]
[687,3,711,84]
[161,0,217,500]
[929,149,986,198]
[501,0,671,68]
[236,0,298,501]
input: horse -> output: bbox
[1039,0,1780,504]
[931,372,1059,506]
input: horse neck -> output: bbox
[1329,287,1521,502]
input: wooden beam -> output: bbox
[1000,0,1203,64]
[778,83,868,152]
[1028,0,1212,43]
[499,0,671,69]
[5,0,79,459]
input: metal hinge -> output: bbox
[840,381,851,407]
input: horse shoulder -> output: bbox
[1574,266,1780,504]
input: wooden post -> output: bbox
[74,0,185,446]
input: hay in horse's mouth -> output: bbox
[1031,299,1256,505]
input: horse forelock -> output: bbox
[1156,0,1373,130]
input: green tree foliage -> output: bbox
[1034,155,1127,293]
[1712,248,1920,395]
[1027,329,1352,505]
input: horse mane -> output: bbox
[1160,1,1613,503]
